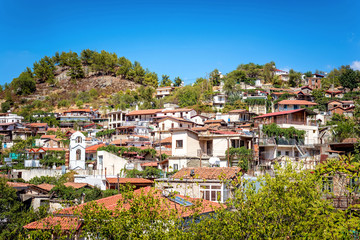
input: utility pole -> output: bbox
[159,130,162,160]
[117,173,120,194]
[227,137,230,167]
[199,149,202,167]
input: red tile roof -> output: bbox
[172,167,242,180]
[126,109,164,116]
[228,109,248,114]
[24,216,81,230]
[28,123,48,127]
[57,187,223,218]
[253,108,310,119]
[141,162,158,167]
[204,119,226,124]
[63,109,93,113]
[7,182,31,188]
[85,143,105,152]
[162,108,193,113]
[277,100,317,106]
[63,182,93,189]
[160,136,172,143]
[106,178,153,184]
[36,183,55,192]
[40,135,57,139]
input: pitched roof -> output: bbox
[277,100,317,106]
[27,123,48,127]
[301,86,313,90]
[204,119,226,124]
[160,136,172,144]
[85,143,105,152]
[63,182,93,189]
[36,183,55,192]
[63,109,93,113]
[172,167,242,180]
[157,116,194,124]
[126,109,164,116]
[24,216,81,230]
[253,108,315,119]
[141,162,158,167]
[162,108,193,113]
[228,109,248,114]
[106,178,153,184]
[56,187,223,218]
[40,135,57,139]
[7,182,31,188]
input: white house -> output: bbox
[69,131,86,170]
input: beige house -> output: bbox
[156,167,242,203]
[169,128,253,171]
[154,116,194,141]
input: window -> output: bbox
[176,140,183,148]
[171,123,174,129]
[200,185,222,202]
[162,123,165,130]
[284,104,288,110]
[76,136,82,143]
[173,164,178,171]
[350,177,360,193]
[76,149,82,160]
[180,124,182,127]
[285,151,289,156]
[322,177,333,193]
[277,151,281,157]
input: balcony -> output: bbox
[259,138,304,146]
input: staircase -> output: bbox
[295,141,309,158]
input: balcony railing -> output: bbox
[259,138,304,146]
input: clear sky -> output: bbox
[0,0,359,85]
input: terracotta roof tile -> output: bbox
[63,182,93,189]
[253,108,312,119]
[141,162,158,167]
[36,183,55,192]
[277,100,317,105]
[162,108,193,113]
[24,216,81,230]
[204,119,226,124]
[172,167,241,180]
[126,109,164,116]
[85,143,105,152]
[106,178,153,184]
[7,182,31,188]
[40,135,57,139]
[228,109,248,113]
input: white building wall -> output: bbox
[69,131,86,170]
[96,151,128,176]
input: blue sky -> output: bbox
[0,0,359,85]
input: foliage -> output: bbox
[160,74,172,87]
[225,147,252,171]
[1,101,11,113]
[184,163,360,239]
[328,114,359,142]
[39,150,66,167]
[339,66,360,91]
[0,177,49,239]
[95,129,116,138]
[288,69,301,87]
[209,69,221,86]
[28,176,58,185]
[245,98,266,105]
[262,123,305,141]
[262,61,276,83]
[12,68,36,95]
[173,76,182,87]
[311,89,327,111]
[33,56,56,84]
[174,85,200,107]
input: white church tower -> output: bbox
[69,131,86,170]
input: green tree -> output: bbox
[175,85,200,107]
[143,71,158,88]
[209,69,221,86]
[67,52,84,81]
[80,49,96,66]
[11,68,36,95]
[33,56,56,84]
[223,70,246,94]
[173,76,182,87]
[160,74,172,87]
[304,71,312,77]
[1,101,11,113]
[262,61,276,83]
[117,56,132,78]
[288,69,301,87]
[339,66,360,91]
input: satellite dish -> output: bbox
[209,157,220,166]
